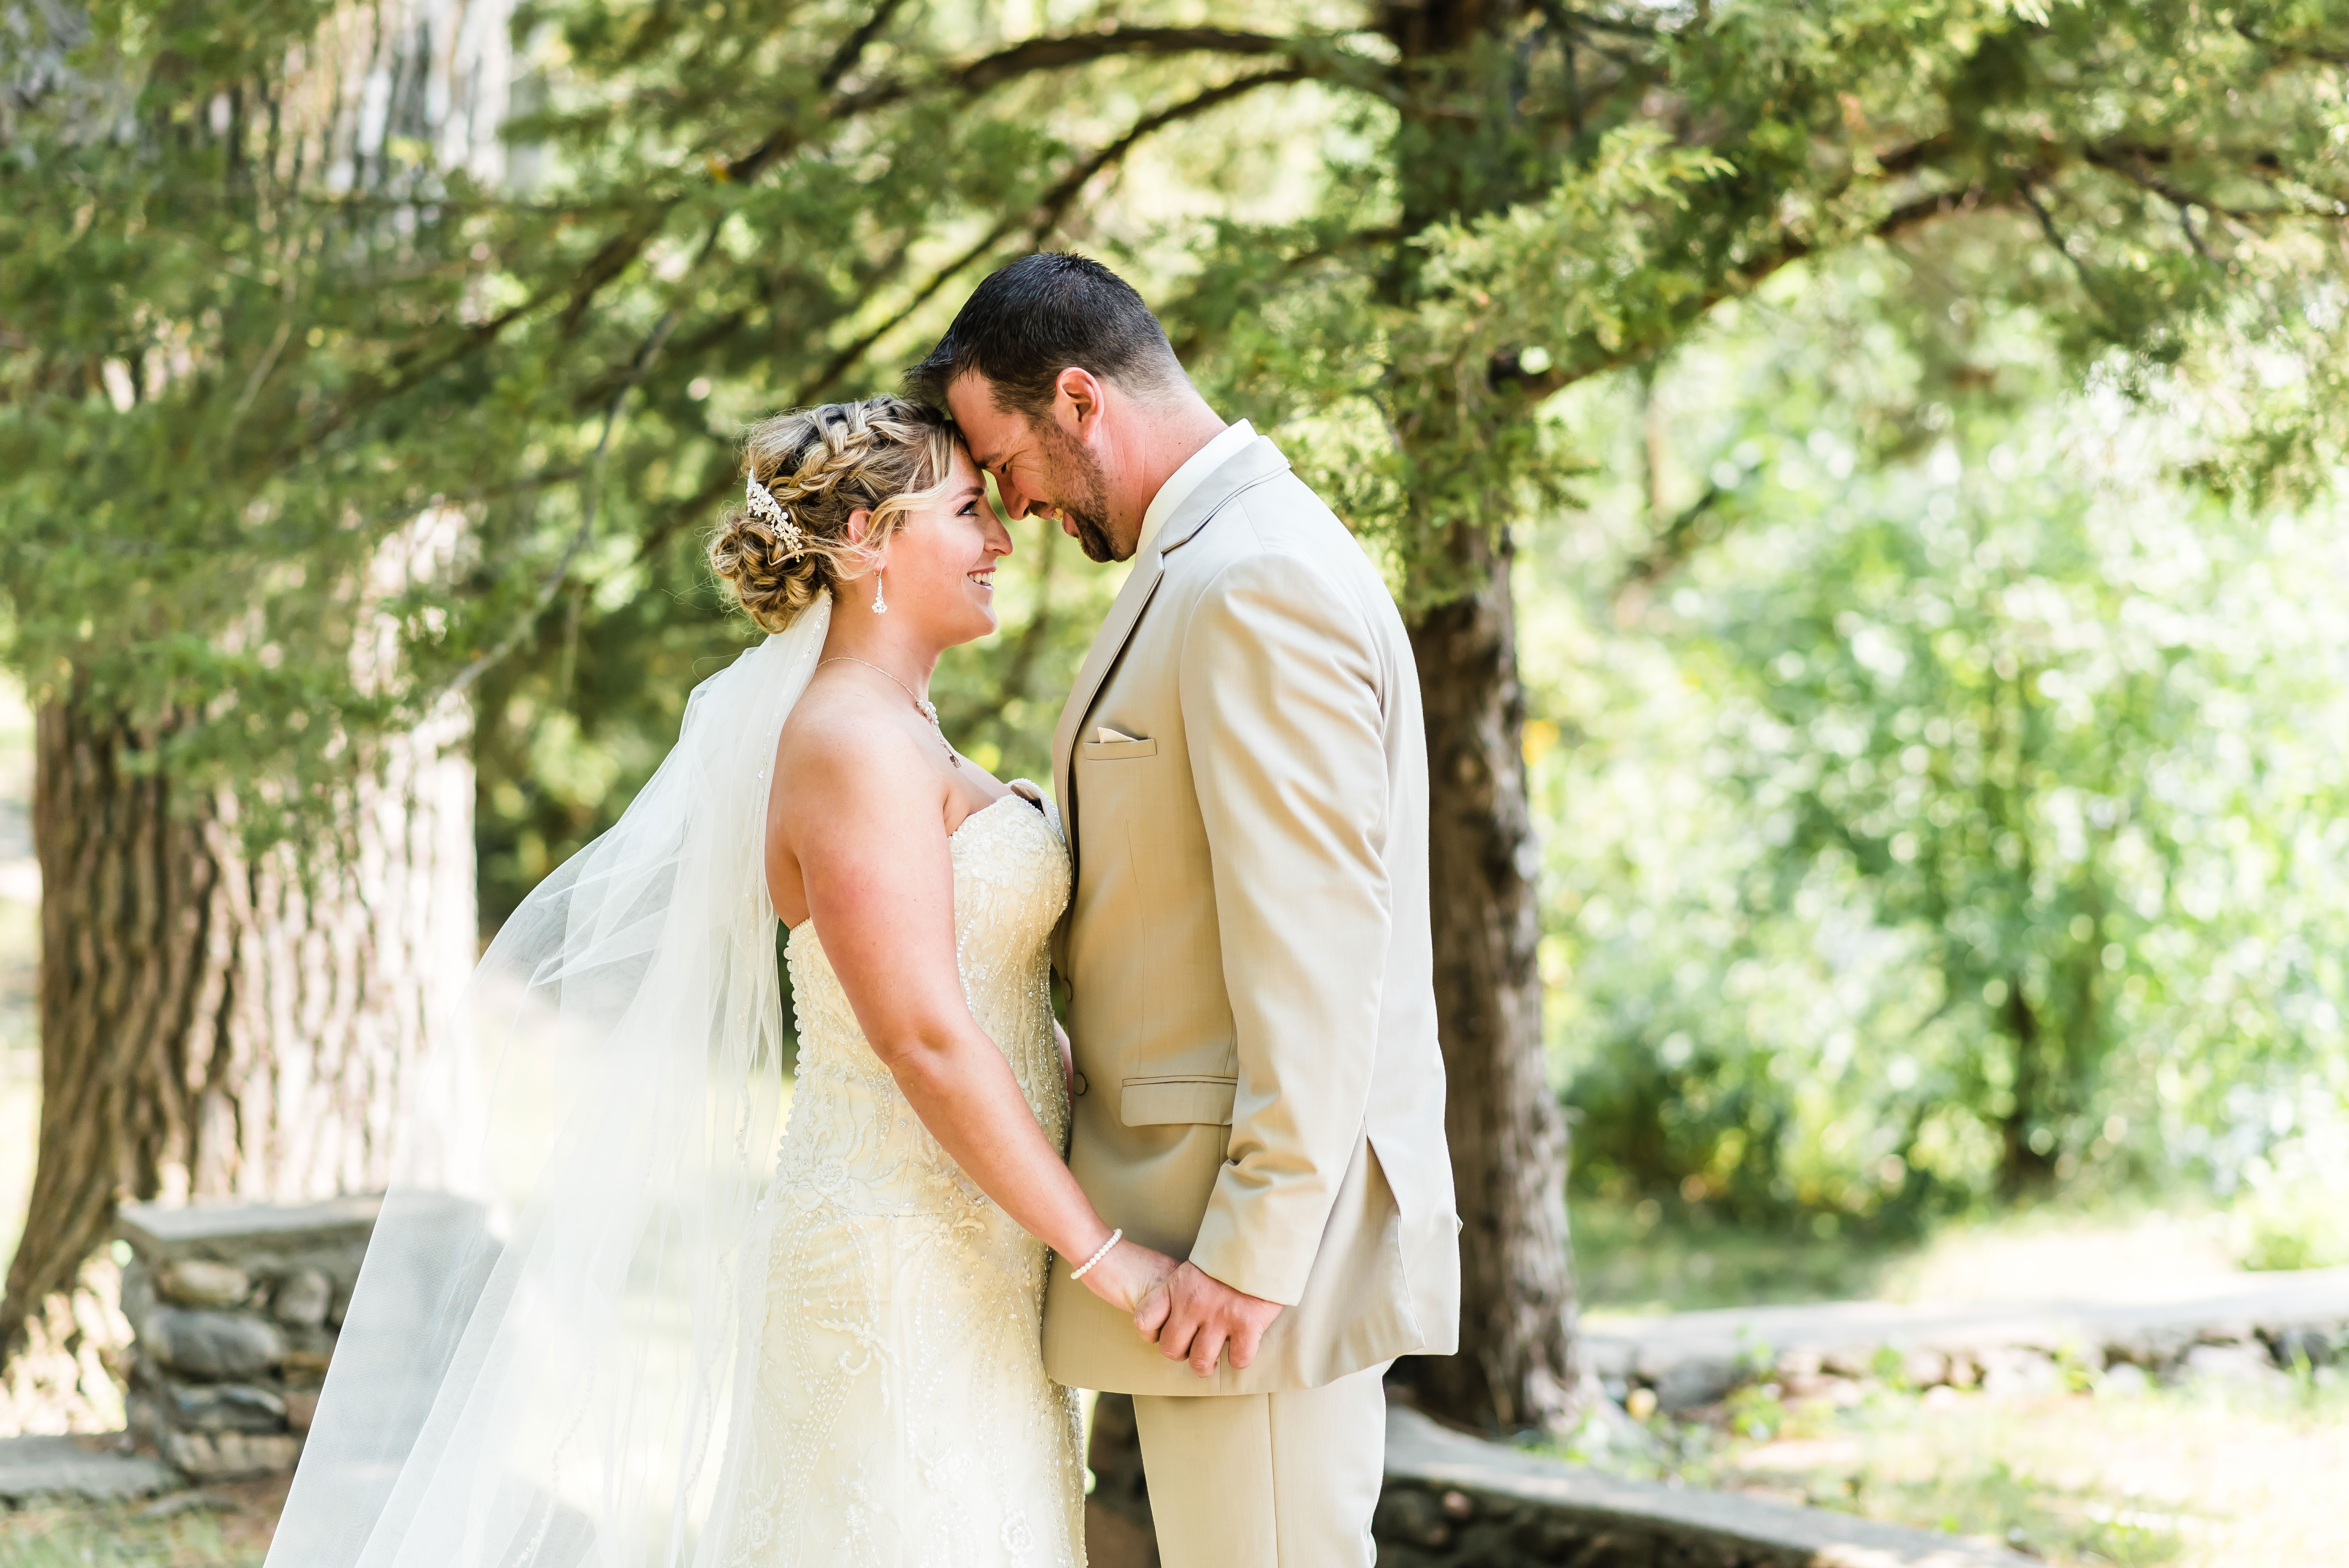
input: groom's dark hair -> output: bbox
[905,252,1186,417]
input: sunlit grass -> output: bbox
[0,1475,288,1568]
[1565,1197,2349,1564]
[1570,1196,1906,1314]
[1556,1357,2349,1566]
[0,1507,257,1568]
[1571,1192,2309,1319]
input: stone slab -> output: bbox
[0,1435,179,1502]
[1385,1407,2034,1568]
[116,1195,383,1263]
[1580,1267,2349,1389]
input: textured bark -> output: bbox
[3,0,505,1402]
[1,529,476,1385]
[1394,526,1577,1434]
[1998,977,2058,1197]
[0,697,221,1403]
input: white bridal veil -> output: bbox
[268,598,834,1568]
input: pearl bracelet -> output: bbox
[1068,1229,1122,1281]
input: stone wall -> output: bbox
[1581,1267,2349,1413]
[114,1196,379,1479]
[1370,1409,2032,1568]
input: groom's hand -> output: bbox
[1134,1262,1283,1378]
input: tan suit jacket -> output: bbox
[1042,435,1460,1397]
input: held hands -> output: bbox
[1071,1235,1178,1318]
[1133,1261,1283,1379]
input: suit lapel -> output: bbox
[1153,436,1290,556]
[1049,437,1297,862]
[1052,549,1163,848]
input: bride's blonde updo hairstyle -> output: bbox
[709,395,959,632]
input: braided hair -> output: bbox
[709,396,960,631]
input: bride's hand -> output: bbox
[1073,1237,1177,1317]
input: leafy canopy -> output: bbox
[2,0,2344,850]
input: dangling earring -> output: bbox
[871,569,888,615]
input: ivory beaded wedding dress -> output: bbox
[269,609,1084,1568]
[707,787,1087,1568]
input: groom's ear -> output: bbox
[1054,366,1107,437]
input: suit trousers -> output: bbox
[1128,1361,1390,1568]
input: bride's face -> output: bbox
[871,447,1012,645]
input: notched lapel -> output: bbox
[1154,436,1291,558]
[1049,435,1296,857]
[1052,551,1164,850]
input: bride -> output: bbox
[267,395,1170,1567]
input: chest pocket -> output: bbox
[1082,737,1158,761]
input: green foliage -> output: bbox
[2,1,1335,846]
[6,0,2344,806]
[1169,0,2349,613]
[2228,1178,2349,1272]
[1539,244,2349,1229]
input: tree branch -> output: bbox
[2080,144,2338,227]
[2232,20,2349,67]
[623,65,1321,579]
[728,25,1364,182]
[791,66,1312,406]
[2016,175,2098,291]
[1493,184,1994,402]
[1161,221,1408,363]
[1613,480,1727,599]
[946,27,1308,96]
[818,0,911,93]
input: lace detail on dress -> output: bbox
[710,789,1083,1567]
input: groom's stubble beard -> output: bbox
[1033,416,1118,563]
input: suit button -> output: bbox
[1071,1072,1089,1096]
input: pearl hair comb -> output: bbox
[744,474,806,556]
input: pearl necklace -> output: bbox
[817,657,960,769]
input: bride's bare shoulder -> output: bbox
[770,679,940,825]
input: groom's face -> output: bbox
[947,372,1122,563]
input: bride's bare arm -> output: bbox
[779,715,1170,1313]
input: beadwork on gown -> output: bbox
[708,788,1085,1567]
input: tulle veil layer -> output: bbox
[267,598,834,1567]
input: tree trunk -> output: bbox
[1,530,476,1414]
[0,698,219,1425]
[1394,525,1577,1433]
[2,0,506,1419]
[1373,0,1580,1435]
[1997,976,2056,1197]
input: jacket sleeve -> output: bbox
[1177,543,1390,1306]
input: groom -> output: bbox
[909,254,1458,1567]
